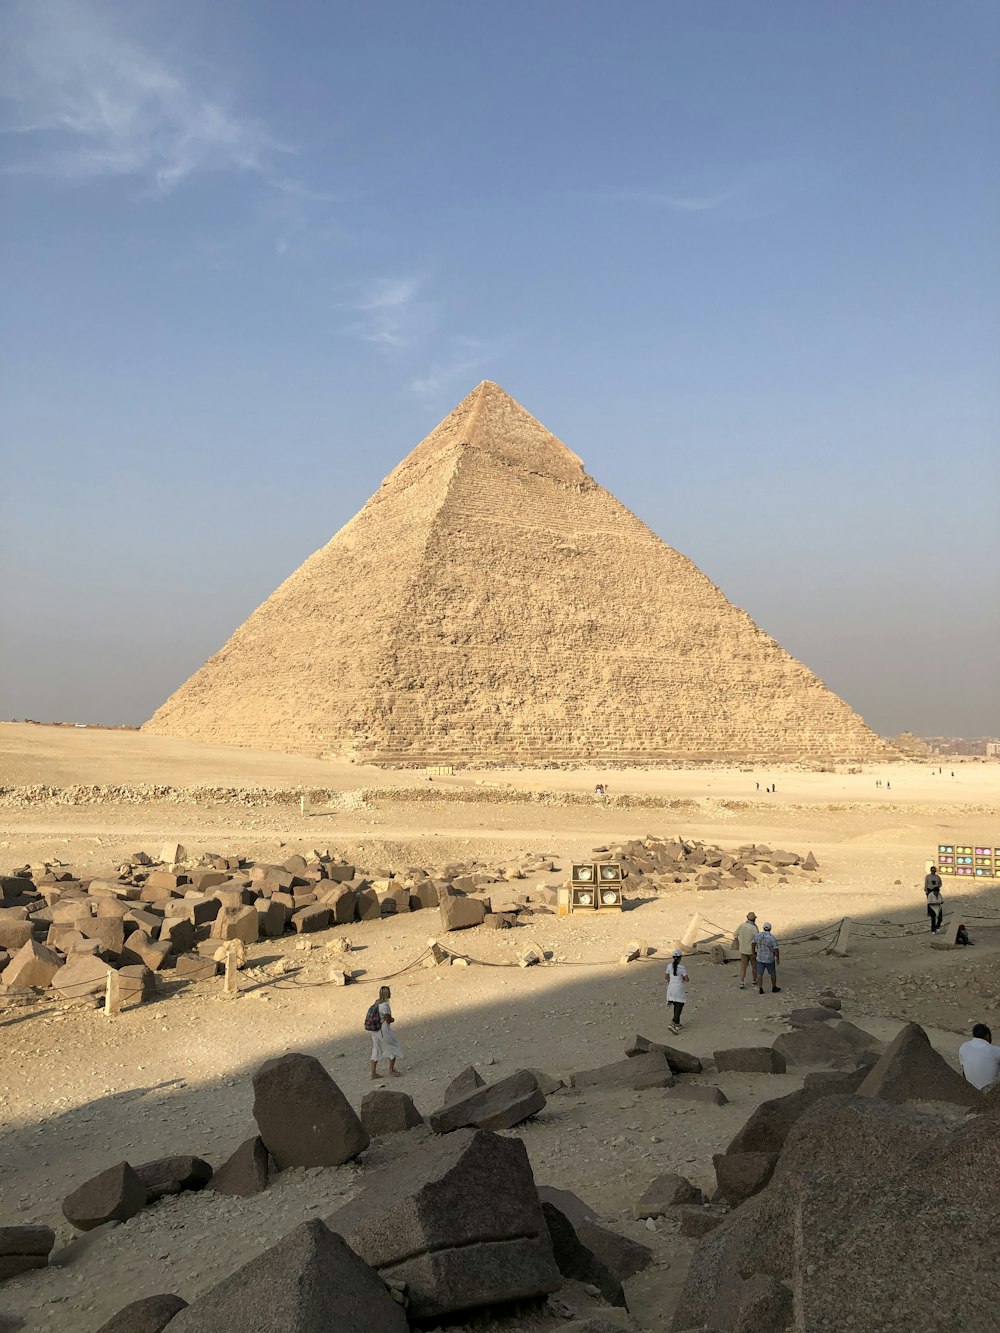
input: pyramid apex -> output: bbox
[408,380,586,483]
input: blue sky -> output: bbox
[1,0,997,736]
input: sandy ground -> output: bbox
[1,726,999,1333]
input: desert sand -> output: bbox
[1,723,998,1332]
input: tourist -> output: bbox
[958,1023,1000,1090]
[733,911,759,989]
[665,949,689,1034]
[367,985,403,1080]
[955,922,973,947]
[924,865,943,933]
[753,922,781,994]
[926,885,944,934]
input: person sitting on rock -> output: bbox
[752,923,781,994]
[955,922,973,946]
[958,1023,1000,1090]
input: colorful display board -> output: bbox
[936,844,1000,879]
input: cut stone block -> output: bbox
[119,931,171,971]
[292,904,332,933]
[857,1022,982,1109]
[166,1219,407,1333]
[327,1128,561,1321]
[438,888,486,932]
[712,1150,778,1207]
[135,1155,213,1203]
[633,1173,704,1218]
[572,1052,674,1091]
[713,1047,786,1074]
[626,1034,703,1074]
[174,953,219,981]
[361,1089,425,1137]
[211,905,259,944]
[52,954,113,999]
[63,1162,147,1231]
[94,1293,188,1333]
[0,917,34,951]
[252,1052,369,1169]
[541,1200,625,1307]
[208,1137,270,1197]
[428,1068,545,1133]
[443,1065,486,1104]
[1,939,62,989]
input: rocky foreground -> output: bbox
[2,997,995,1331]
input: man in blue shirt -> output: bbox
[752,923,781,994]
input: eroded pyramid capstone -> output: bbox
[145,382,889,763]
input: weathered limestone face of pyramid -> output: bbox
[144,382,890,763]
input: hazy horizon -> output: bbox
[2,2,997,737]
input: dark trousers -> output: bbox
[671,1001,684,1025]
[927,904,943,931]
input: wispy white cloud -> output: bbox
[596,158,824,223]
[343,276,433,349]
[408,336,496,397]
[0,0,284,192]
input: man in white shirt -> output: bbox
[733,912,758,989]
[958,1024,1000,1090]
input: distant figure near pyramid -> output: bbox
[145,382,889,763]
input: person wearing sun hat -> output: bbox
[734,911,758,989]
[665,948,690,1033]
[752,922,780,994]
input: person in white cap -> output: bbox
[752,922,781,994]
[665,948,690,1033]
[733,911,758,989]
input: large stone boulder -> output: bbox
[443,1065,486,1103]
[252,1052,369,1168]
[633,1173,704,1218]
[713,1047,786,1074]
[537,1188,652,1283]
[135,1155,213,1203]
[856,1022,981,1109]
[1,939,62,990]
[361,1089,424,1137]
[673,1095,990,1332]
[428,1069,545,1133]
[787,1007,837,1027]
[625,1034,702,1074]
[712,1151,778,1207]
[541,1201,625,1308]
[166,1219,408,1332]
[63,1162,148,1231]
[725,1074,869,1157]
[52,954,114,998]
[208,1137,270,1197]
[572,1052,674,1091]
[772,1025,866,1070]
[437,888,486,931]
[327,1129,561,1320]
[0,1225,55,1282]
[95,1294,189,1332]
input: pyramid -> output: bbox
[144,382,890,763]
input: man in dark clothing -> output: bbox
[924,866,944,933]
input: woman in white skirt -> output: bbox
[665,949,690,1034]
[370,985,403,1080]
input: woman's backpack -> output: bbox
[364,1002,383,1032]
